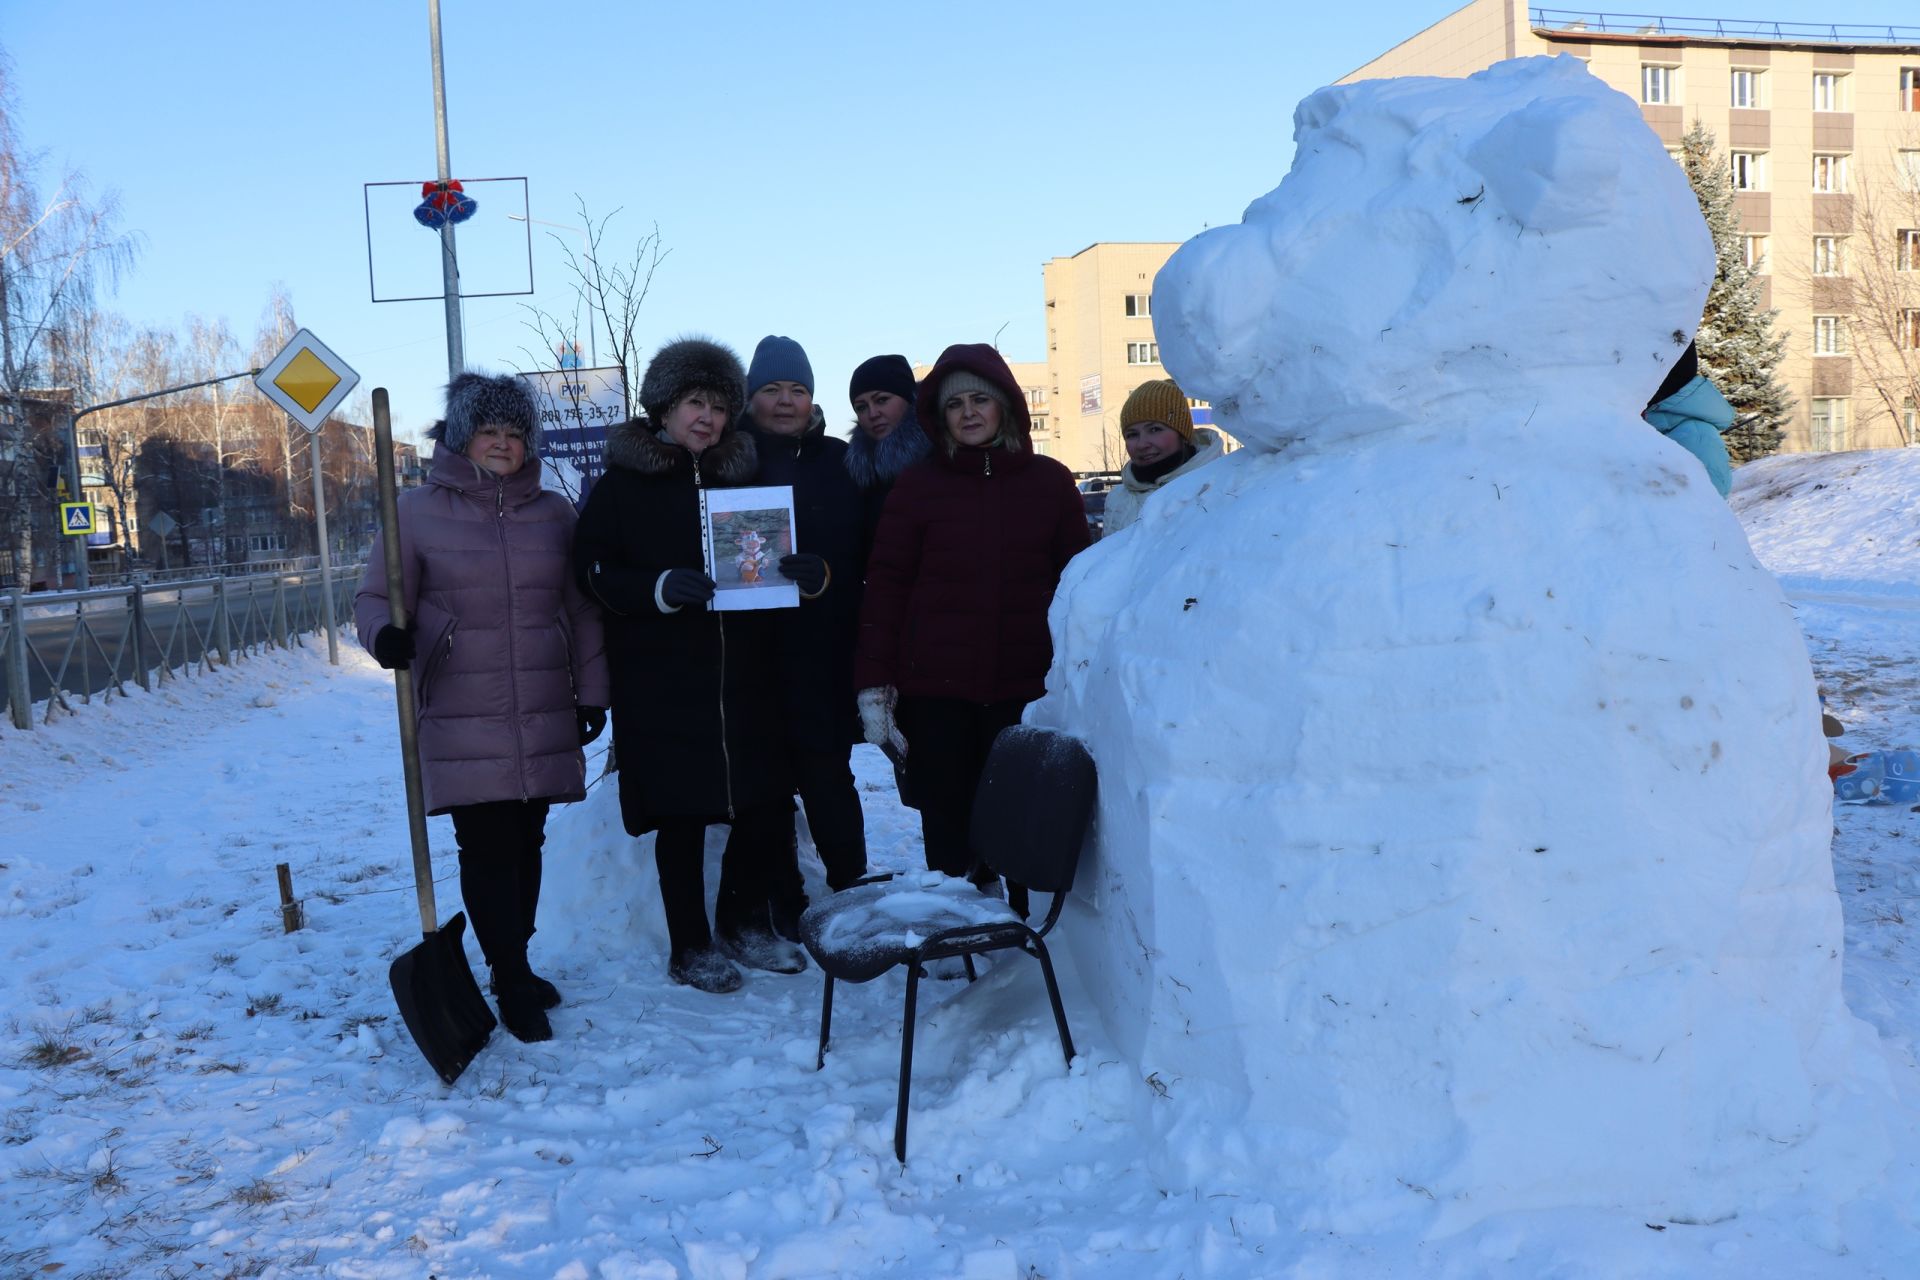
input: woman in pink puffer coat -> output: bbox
[355,372,609,1043]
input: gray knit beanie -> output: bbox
[936,370,1009,416]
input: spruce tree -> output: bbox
[1678,122,1791,461]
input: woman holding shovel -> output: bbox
[355,372,610,1043]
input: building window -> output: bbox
[1811,153,1849,194]
[1126,342,1160,366]
[1730,68,1764,109]
[1901,151,1920,193]
[1899,229,1920,271]
[1904,398,1918,444]
[247,533,288,554]
[1809,398,1850,451]
[1641,64,1677,105]
[1813,315,1848,355]
[1812,236,1844,276]
[1903,309,1920,350]
[1901,67,1920,111]
[1124,294,1151,318]
[1744,234,1769,273]
[1731,151,1766,191]
[1025,387,1047,408]
[1031,415,1049,436]
[1812,71,1847,112]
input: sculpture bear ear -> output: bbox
[1464,95,1622,233]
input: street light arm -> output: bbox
[72,368,265,423]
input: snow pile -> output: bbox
[1033,55,1891,1235]
[1731,448,1920,601]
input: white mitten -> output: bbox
[856,686,907,759]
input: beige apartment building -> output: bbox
[1346,2,1920,452]
[1041,242,1231,473]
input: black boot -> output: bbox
[490,971,562,1010]
[668,947,743,993]
[494,974,554,1042]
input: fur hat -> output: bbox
[1119,379,1195,443]
[639,335,747,426]
[849,354,916,405]
[431,371,542,457]
[745,334,813,396]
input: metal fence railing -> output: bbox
[2,565,364,731]
[1529,9,1920,44]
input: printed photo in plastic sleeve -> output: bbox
[700,484,799,611]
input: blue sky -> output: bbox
[7,0,1915,438]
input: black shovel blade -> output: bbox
[388,912,495,1085]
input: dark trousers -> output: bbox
[449,799,552,979]
[652,800,791,959]
[897,696,1028,879]
[785,744,868,895]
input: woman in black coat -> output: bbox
[573,336,811,993]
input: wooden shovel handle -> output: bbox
[374,389,441,937]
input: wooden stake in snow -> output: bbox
[276,863,303,933]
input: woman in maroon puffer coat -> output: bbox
[854,343,1088,881]
[355,372,609,1043]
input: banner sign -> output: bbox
[520,365,628,502]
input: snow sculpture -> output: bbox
[1033,56,1886,1232]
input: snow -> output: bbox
[1032,52,1916,1253]
[1,54,1917,1280]
[1,489,1918,1277]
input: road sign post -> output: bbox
[255,329,361,667]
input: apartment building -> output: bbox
[1346,2,1920,452]
[1041,243,1232,473]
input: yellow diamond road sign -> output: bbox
[255,328,360,432]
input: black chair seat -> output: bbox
[803,725,1097,1163]
[800,874,1023,984]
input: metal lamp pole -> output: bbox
[428,0,463,382]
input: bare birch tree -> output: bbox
[0,49,139,582]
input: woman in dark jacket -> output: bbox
[572,336,809,993]
[843,353,930,541]
[355,372,610,1043]
[853,343,1089,881]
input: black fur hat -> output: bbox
[429,371,542,457]
[639,336,747,426]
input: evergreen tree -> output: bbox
[1678,122,1791,461]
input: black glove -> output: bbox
[778,553,828,596]
[578,705,607,745]
[660,569,717,609]
[370,623,415,669]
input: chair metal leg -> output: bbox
[816,974,835,1071]
[963,954,978,983]
[896,962,922,1163]
[1029,937,1075,1065]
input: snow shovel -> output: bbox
[373,388,495,1084]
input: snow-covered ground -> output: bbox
[0,452,1915,1278]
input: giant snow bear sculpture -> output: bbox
[1031,56,1886,1234]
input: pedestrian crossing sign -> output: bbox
[60,502,96,535]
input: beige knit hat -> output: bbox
[1119,379,1195,443]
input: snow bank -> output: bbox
[1033,55,1891,1235]
[1732,448,1920,602]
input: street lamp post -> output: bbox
[428,0,463,382]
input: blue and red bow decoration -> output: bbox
[413,179,477,229]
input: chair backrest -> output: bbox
[968,725,1097,895]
